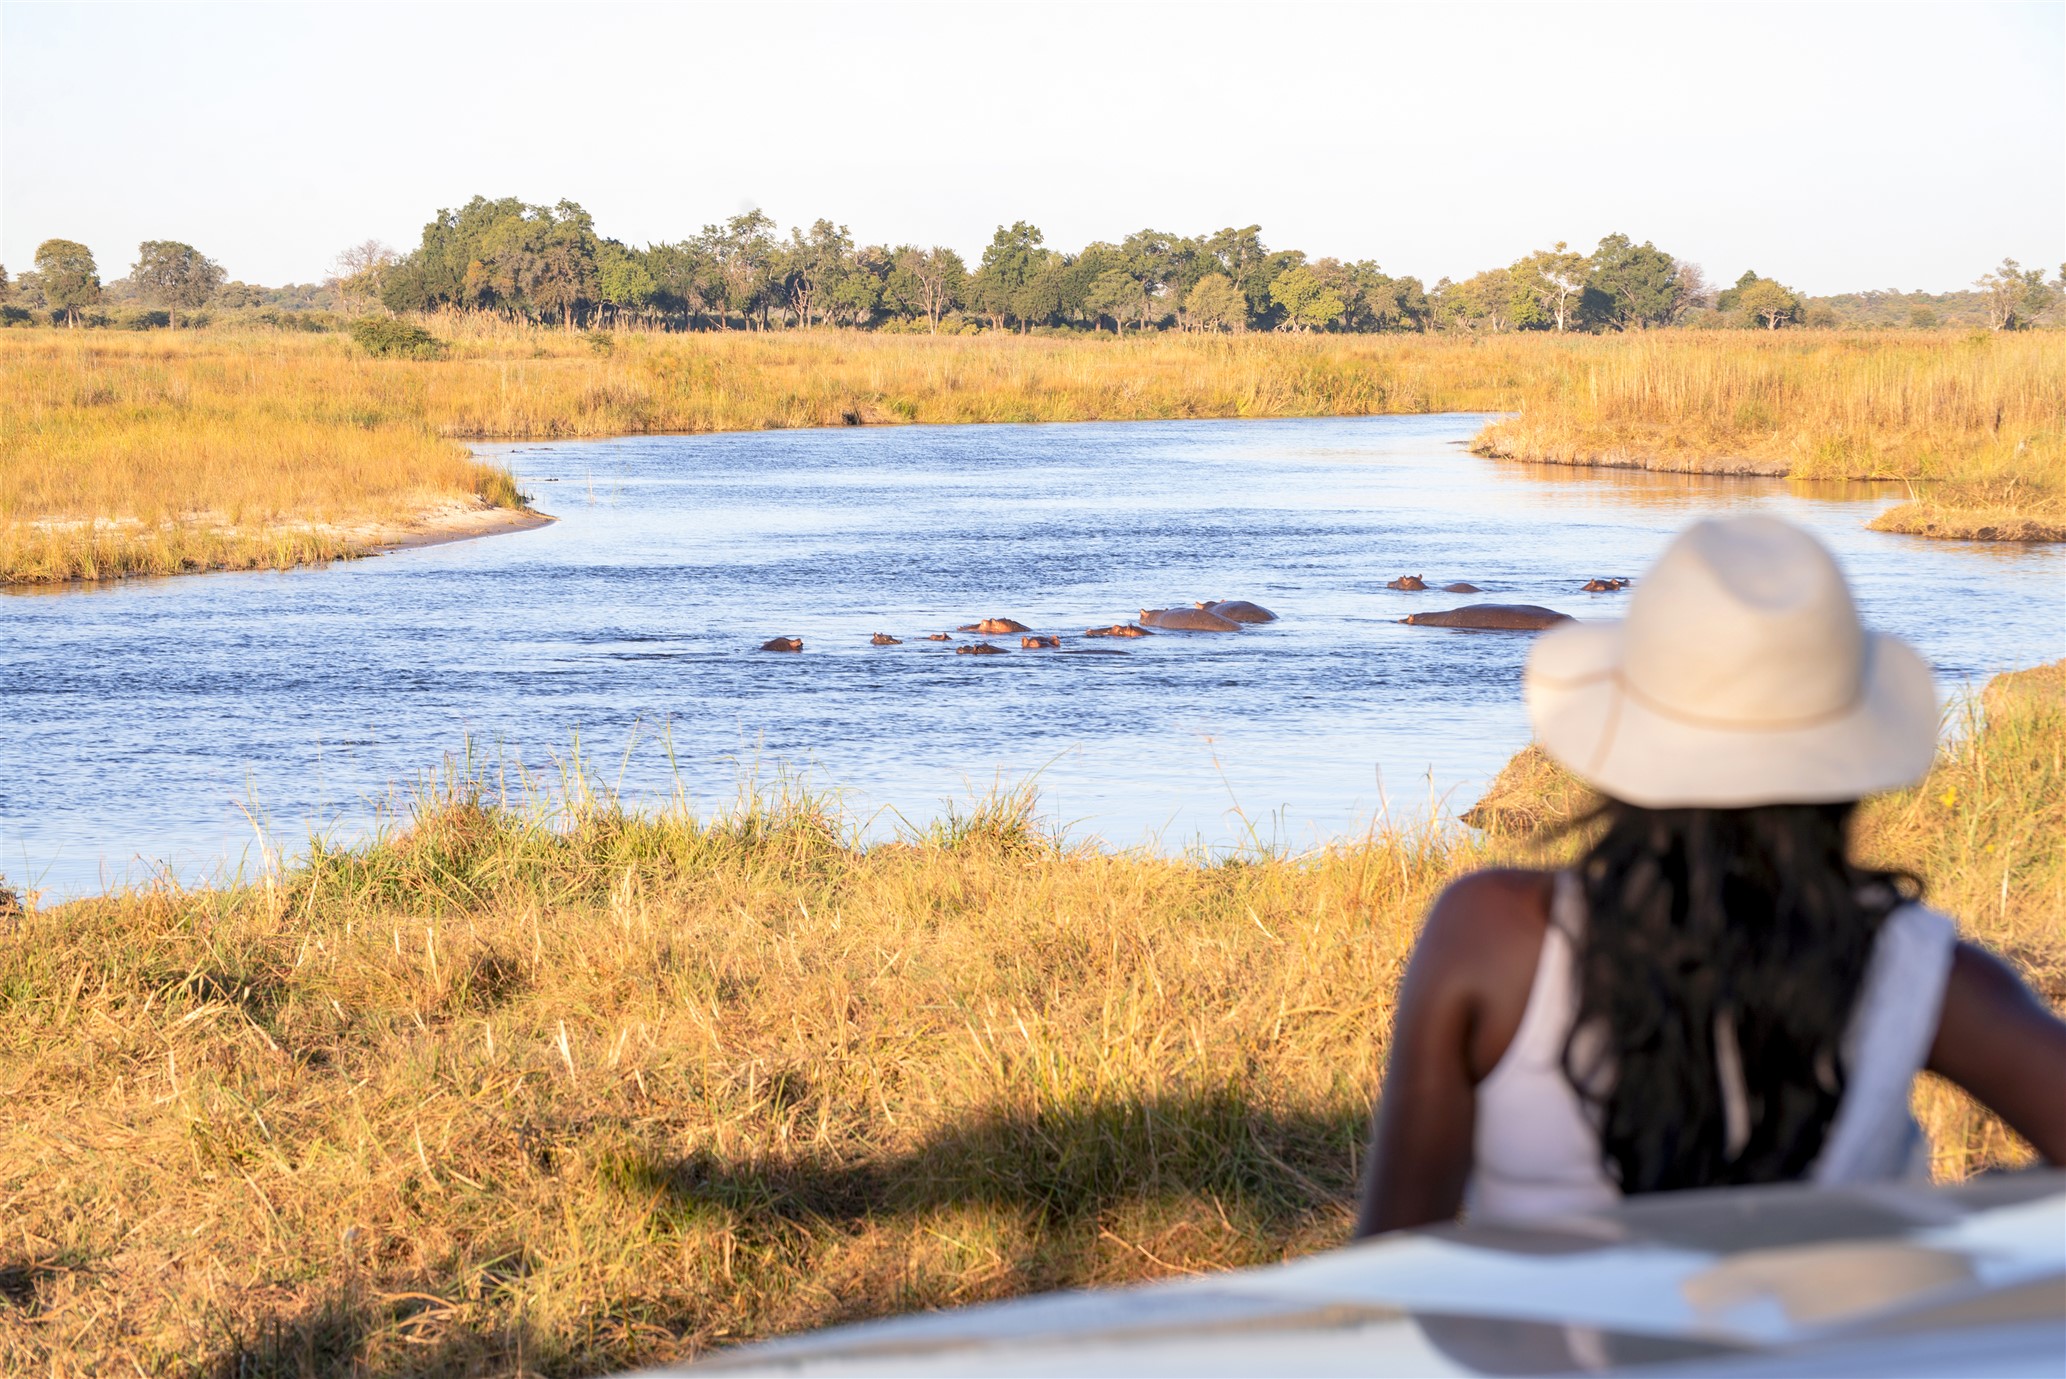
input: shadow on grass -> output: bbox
[205,1286,546,1379]
[203,1090,1369,1378]
[615,1087,1367,1233]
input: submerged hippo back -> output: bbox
[1200,600,1278,623]
[1402,604,1572,631]
[1140,606,1240,632]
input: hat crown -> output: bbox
[1622,516,1865,727]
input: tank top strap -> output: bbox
[1550,868,1588,940]
[1813,903,1958,1184]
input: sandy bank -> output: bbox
[3,497,553,586]
[359,497,556,553]
[1468,440,1792,478]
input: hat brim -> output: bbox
[1524,620,1940,809]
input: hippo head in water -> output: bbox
[1581,578,1630,592]
[1198,599,1278,623]
[1021,634,1061,648]
[759,636,805,652]
[958,617,1032,634]
[1401,604,1572,631]
[957,641,1008,655]
[1387,575,1428,591]
[1084,623,1153,638]
[1140,606,1240,632]
[870,633,902,645]
[926,633,953,641]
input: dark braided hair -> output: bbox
[1562,800,1915,1195]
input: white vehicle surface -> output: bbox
[664,1171,2066,1377]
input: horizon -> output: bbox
[3,1,2060,296]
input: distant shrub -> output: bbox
[0,306,33,328]
[350,316,448,360]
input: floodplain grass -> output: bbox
[0,330,525,583]
[3,325,2062,584]
[1468,330,2066,541]
[1,666,2056,1376]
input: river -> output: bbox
[4,413,2060,898]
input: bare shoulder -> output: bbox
[1417,868,1557,958]
[1408,869,1557,996]
[1948,940,2038,993]
[1407,868,1558,1081]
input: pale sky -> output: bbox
[3,1,2060,295]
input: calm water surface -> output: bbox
[5,414,2061,897]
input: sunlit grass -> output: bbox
[1470,330,2066,539]
[1,665,2054,1375]
[5,325,2060,584]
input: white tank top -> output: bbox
[1466,871,1957,1223]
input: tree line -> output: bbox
[6,200,2062,335]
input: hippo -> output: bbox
[1387,575,1428,591]
[958,618,1032,634]
[1021,634,1061,649]
[1139,606,1240,632]
[1199,599,1278,624]
[1401,605,1572,631]
[759,637,804,652]
[1084,624,1153,638]
[1582,578,1630,592]
[870,633,902,646]
[1441,582,1483,593]
[957,642,1007,656]
[926,633,953,642]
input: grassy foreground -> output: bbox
[1,665,2057,1376]
[4,326,2062,583]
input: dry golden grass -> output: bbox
[0,332,523,583]
[1858,661,2066,1173]
[1,666,2055,1376]
[1472,330,2066,539]
[7,324,2060,583]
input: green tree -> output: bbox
[1975,257,2054,331]
[1202,225,1271,324]
[781,219,854,328]
[521,205,601,329]
[1585,233,1698,330]
[1012,257,1068,330]
[888,245,966,332]
[1512,241,1589,332]
[1736,277,1801,329]
[1268,266,1344,331]
[1081,268,1142,333]
[1184,273,1245,332]
[595,241,657,327]
[1433,268,1518,332]
[131,240,225,329]
[707,209,778,329]
[830,244,891,327]
[34,239,99,327]
[970,222,1045,331]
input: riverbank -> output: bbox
[0,495,548,587]
[1465,332,2065,542]
[1,664,2055,1376]
[3,327,2059,585]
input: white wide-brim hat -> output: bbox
[1525,514,1939,808]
